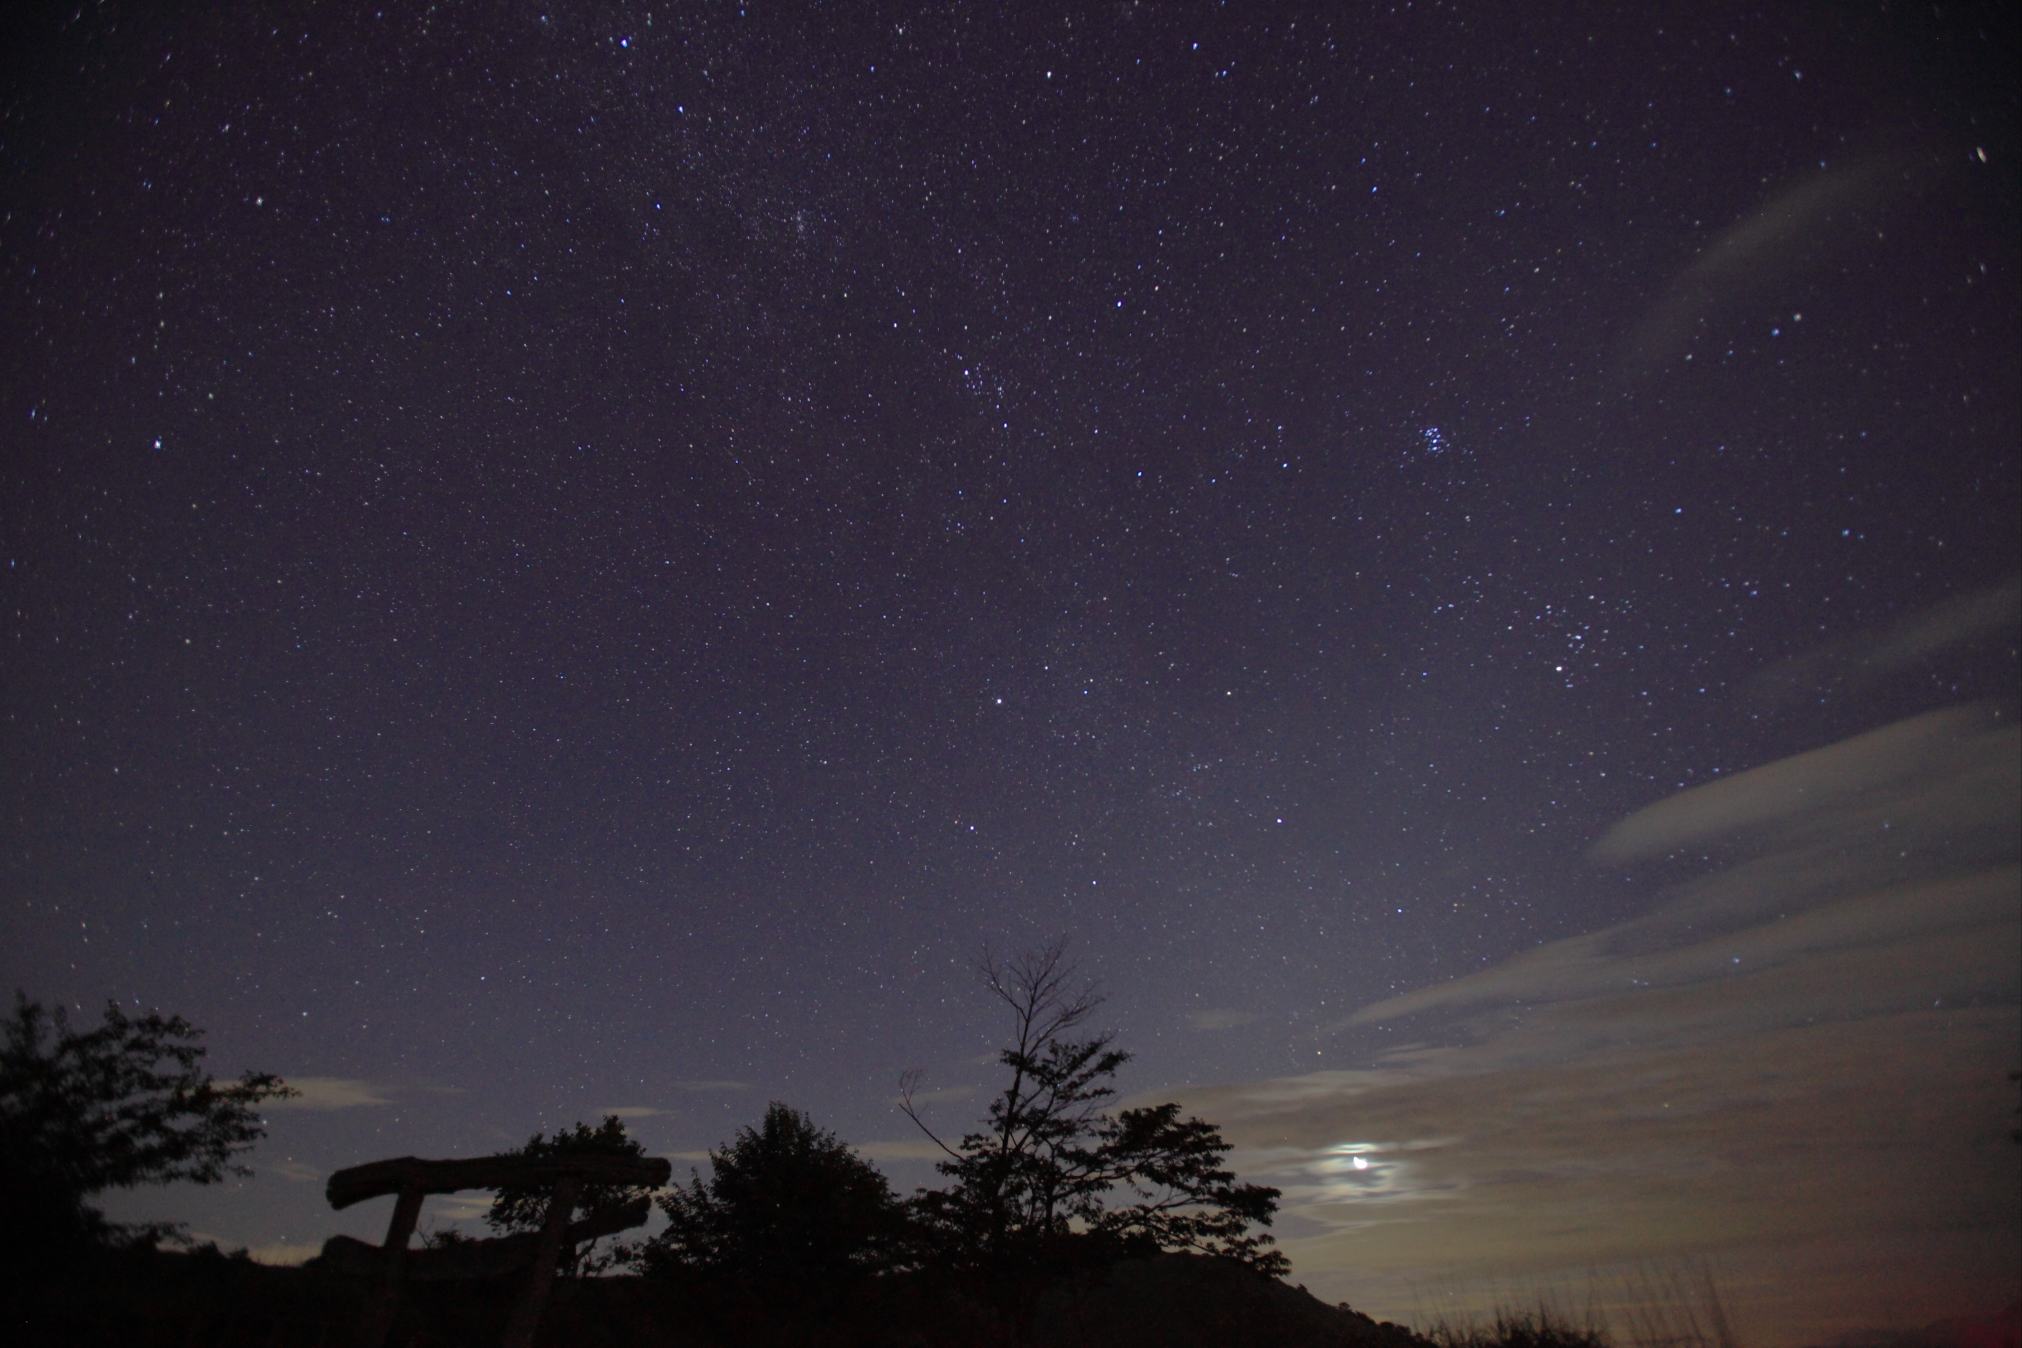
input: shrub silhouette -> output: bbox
[480,1114,656,1275]
[640,1102,909,1290]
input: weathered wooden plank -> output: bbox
[502,1176,583,1348]
[325,1153,671,1209]
[315,1196,653,1282]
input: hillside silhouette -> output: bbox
[12,1242,1428,1348]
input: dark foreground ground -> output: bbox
[4,1245,1431,1348]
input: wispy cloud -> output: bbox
[1589,701,2015,868]
[1746,578,2021,710]
[1344,703,2018,1033]
[266,1159,322,1184]
[852,1137,955,1164]
[266,1076,394,1111]
[1166,704,2021,1345]
[1187,1008,1261,1031]
[1621,146,1939,377]
[426,1191,499,1223]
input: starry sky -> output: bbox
[3,3,2017,1342]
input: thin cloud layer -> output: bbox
[1621,146,1938,376]
[239,1241,321,1267]
[852,1138,958,1164]
[1342,702,2017,1030]
[1589,702,2016,866]
[1746,577,2022,709]
[1170,704,2021,1344]
[1188,1008,1263,1031]
[264,1077,394,1111]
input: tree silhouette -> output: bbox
[1085,1102,1288,1272]
[903,939,1124,1261]
[483,1114,655,1275]
[902,941,1287,1276]
[0,993,294,1265]
[642,1102,907,1289]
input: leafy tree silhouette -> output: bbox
[0,993,294,1267]
[641,1102,907,1289]
[482,1114,656,1275]
[902,940,1287,1277]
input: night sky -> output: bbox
[3,3,2017,1342]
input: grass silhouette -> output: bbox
[1418,1265,1740,1348]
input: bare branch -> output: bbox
[896,1068,965,1164]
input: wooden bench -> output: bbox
[322,1151,672,1347]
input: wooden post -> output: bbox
[501,1175,582,1348]
[352,1184,424,1348]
